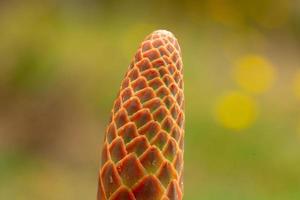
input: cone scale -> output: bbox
[98,30,184,200]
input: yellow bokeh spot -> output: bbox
[207,0,241,26]
[297,123,300,138]
[234,55,276,94]
[214,91,258,131]
[292,70,300,100]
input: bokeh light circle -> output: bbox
[214,91,258,131]
[293,70,300,100]
[234,55,276,94]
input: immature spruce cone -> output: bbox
[98,30,184,200]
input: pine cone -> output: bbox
[98,30,184,200]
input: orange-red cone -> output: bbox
[98,30,184,200]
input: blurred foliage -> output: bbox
[0,0,300,199]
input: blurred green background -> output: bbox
[1,0,300,199]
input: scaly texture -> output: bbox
[98,30,184,200]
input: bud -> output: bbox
[98,30,184,200]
